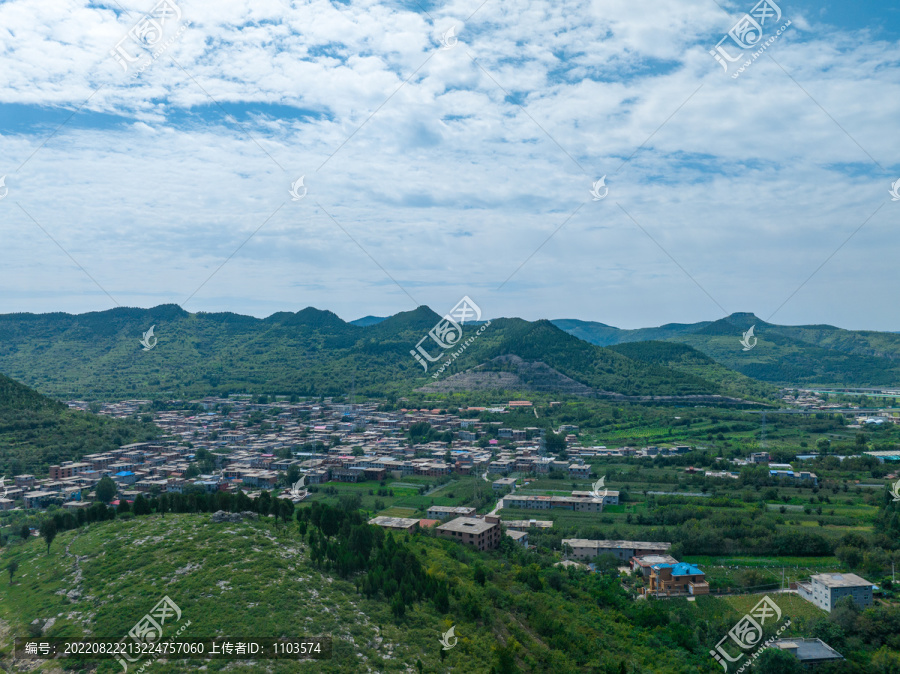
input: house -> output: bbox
[646,562,709,596]
[436,517,501,551]
[506,529,528,547]
[771,639,843,665]
[562,539,671,562]
[568,464,590,479]
[749,452,770,463]
[368,516,420,533]
[797,573,873,612]
[427,506,477,521]
[492,477,517,492]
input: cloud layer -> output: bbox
[1,0,898,330]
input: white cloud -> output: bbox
[0,0,898,331]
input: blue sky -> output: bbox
[1,0,899,331]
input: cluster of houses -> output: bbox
[2,396,631,512]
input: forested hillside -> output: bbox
[0,306,769,401]
[0,373,157,475]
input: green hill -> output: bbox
[554,314,900,387]
[0,306,768,401]
[0,373,157,476]
[0,507,770,674]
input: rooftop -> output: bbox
[437,517,496,535]
[652,562,704,576]
[367,516,419,529]
[811,573,873,588]
[562,539,671,550]
[773,638,843,662]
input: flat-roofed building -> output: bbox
[436,517,501,551]
[368,516,420,533]
[492,477,517,491]
[562,539,671,561]
[568,464,591,479]
[506,529,528,547]
[505,494,604,512]
[427,506,477,521]
[771,639,843,665]
[798,573,873,612]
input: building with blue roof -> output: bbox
[647,562,709,596]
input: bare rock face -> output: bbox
[211,511,241,523]
[211,510,259,523]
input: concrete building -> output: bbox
[492,477,517,491]
[505,494,604,512]
[568,464,591,479]
[436,517,501,551]
[562,539,671,562]
[798,573,873,612]
[771,639,843,665]
[505,529,528,547]
[426,506,477,521]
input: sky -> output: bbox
[1,0,899,331]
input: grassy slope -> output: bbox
[0,513,753,674]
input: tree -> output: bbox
[117,499,131,516]
[40,519,57,555]
[133,494,152,516]
[544,431,566,455]
[753,648,801,674]
[351,446,364,457]
[7,560,18,585]
[816,437,831,454]
[20,524,30,541]
[96,476,117,504]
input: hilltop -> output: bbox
[0,509,769,673]
[554,313,900,387]
[0,306,772,402]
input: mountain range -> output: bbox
[551,313,900,388]
[0,305,772,401]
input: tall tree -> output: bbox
[96,476,117,503]
[40,519,57,555]
[7,560,18,585]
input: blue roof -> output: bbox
[652,562,704,576]
[115,471,134,476]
